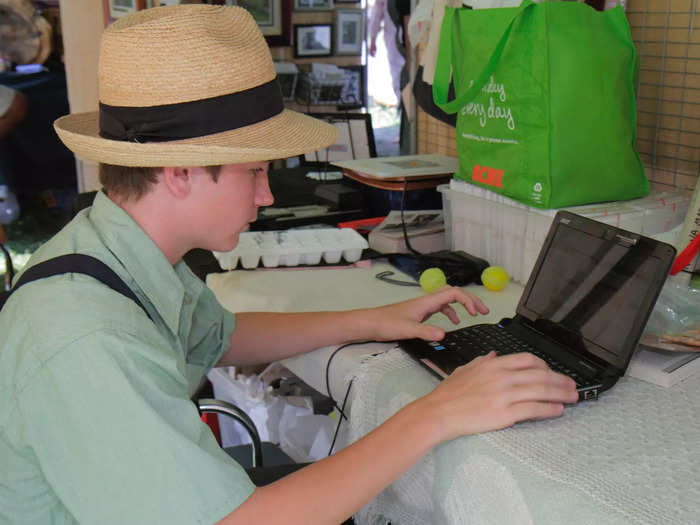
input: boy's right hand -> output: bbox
[415,351,579,444]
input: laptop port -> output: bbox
[583,389,599,401]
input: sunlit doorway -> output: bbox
[366,0,401,157]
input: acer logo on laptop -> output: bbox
[471,164,504,188]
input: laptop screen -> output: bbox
[517,212,675,371]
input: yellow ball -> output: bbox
[419,267,447,293]
[481,266,509,291]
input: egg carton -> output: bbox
[213,228,369,270]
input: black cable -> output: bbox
[324,340,377,457]
[398,180,491,272]
[325,341,397,456]
[325,340,375,411]
[400,179,424,257]
[375,270,420,287]
[324,342,365,457]
[328,378,353,456]
[397,181,454,275]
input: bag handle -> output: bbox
[433,0,537,114]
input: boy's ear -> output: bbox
[160,166,192,199]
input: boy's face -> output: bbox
[191,161,274,252]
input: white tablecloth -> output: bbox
[207,263,700,525]
[347,348,700,525]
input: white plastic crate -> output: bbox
[627,191,689,235]
[213,228,369,270]
[440,181,688,285]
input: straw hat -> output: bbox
[54,5,337,167]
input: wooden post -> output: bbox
[58,0,104,192]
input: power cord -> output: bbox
[371,180,435,287]
[325,340,389,456]
[325,341,375,410]
[372,181,490,287]
[400,178,423,257]
[328,378,353,456]
[375,270,419,287]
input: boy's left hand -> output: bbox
[366,285,489,342]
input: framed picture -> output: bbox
[103,0,154,25]
[294,24,333,58]
[338,65,366,108]
[293,0,333,10]
[226,0,292,46]
[300,113,376,165]
[104,0,145,23]
[335,9,363,56]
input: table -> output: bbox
[342,167,452,192]
[207,262,700,525]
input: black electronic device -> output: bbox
[399,211,677,401]
[388,250,490,287]
[314,183,365,210]
[416,250,490,286]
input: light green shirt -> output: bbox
[0,191,255,524]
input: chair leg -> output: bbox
[198,398,264,468]
[1,241,13,291]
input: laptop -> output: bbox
[399,211,677,400]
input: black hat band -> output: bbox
[99,78,284,143]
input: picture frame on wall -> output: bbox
[104,0,156,26]
[293,0,333,11]
[226,0,292,46]
[104,0,145,21]
[301,113,376,165]
[335,9,363,56]
[339,65,366,108]
[294,24,333,58]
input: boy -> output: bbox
[0,6,577,524]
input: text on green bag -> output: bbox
[472,164,504,188]
[460,77,515,130]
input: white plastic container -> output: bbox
[440,181,689,285]
[213,227,369,270]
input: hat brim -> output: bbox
[54,109,338,167]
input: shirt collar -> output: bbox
[88,191,192,335]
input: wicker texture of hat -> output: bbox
[54,5,337,167]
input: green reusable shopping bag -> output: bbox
[433,0,648,209]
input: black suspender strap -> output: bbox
[0,253,151,319]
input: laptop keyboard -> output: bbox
[435,325,596,388]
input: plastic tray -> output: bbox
[213,228,369,270]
